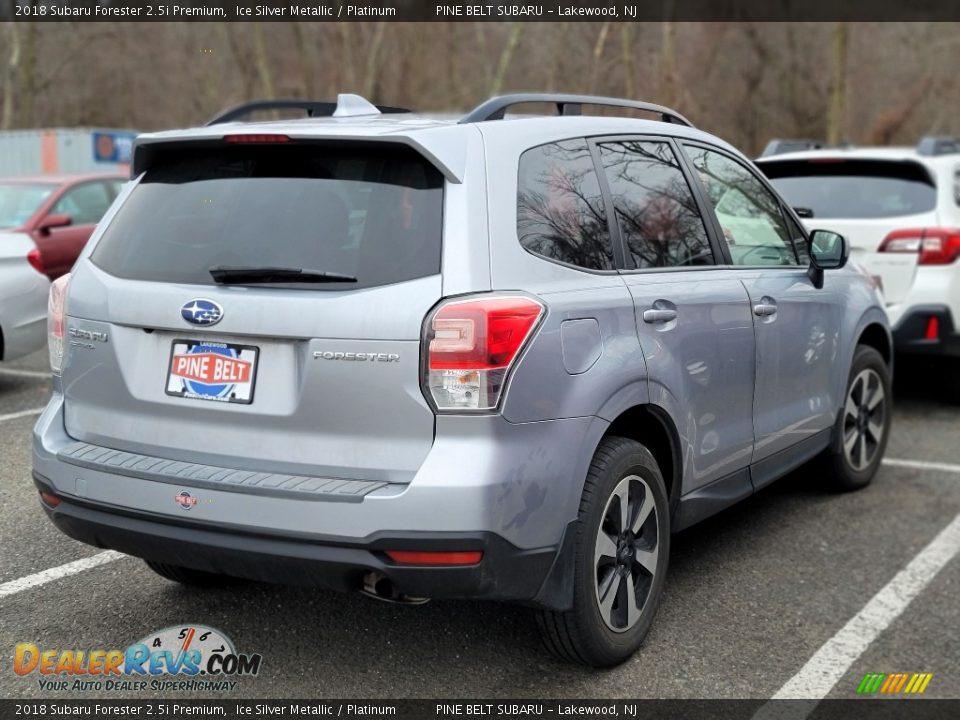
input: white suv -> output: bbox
[757,138,960,369]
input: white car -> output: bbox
[0,230,50,362]
[757,137,960,368]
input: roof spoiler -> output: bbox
[759,139,854,157]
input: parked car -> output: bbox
[33,94,892,667]
[756,138,960,371]
[0,229,49,363]
[0,174,126,280]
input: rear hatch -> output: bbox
[759,157,938,305]
[63,140,444,483]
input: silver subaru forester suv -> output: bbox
[33,94,892,667]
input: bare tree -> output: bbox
[251,23,276,98]
[2,22,20,129]
[490,23,523,96]
[827,22,849,144]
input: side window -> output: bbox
[52,182,113,225]
[598,140,713,269]
[784,213,810,265]
[517,139,614,271]
[684,145,799,267]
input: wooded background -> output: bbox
[1,22,958,155]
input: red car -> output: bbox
[0,173,126,280]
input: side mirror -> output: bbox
[807,229,848,288]
[37,213,73,235]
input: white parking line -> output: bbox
[883,458,960,474]
[0,407,44,424]
[0,551,125,600]
[0,367,50,380]
[771,513,960,700]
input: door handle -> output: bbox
[753,298,778,317]
[642,308,678,324]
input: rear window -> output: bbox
[91,143,443,290]
[759,159,936,219]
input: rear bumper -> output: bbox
[34,472,561,603]
[33,393,604,609]
[892,305,960,359]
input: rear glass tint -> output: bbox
[760,159,936,219]
[517,139,614,271]
[91,143,443,290]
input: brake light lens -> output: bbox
[223,134,291,144]
[878,228,960,265]
[27,248,45,274]
[48,273,70,375]
[424,295,544,411]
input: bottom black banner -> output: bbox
[1,700,959,720]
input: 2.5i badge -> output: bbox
[166,340,259,404]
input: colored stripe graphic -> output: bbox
[857,673,885,694]
[858,672,932,695]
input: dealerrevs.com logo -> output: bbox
[13,624,262,693]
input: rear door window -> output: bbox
[52,182,113,225]
[597,139,714,269]
[91,143,443,290]
[759,159,936,219]
[517,139,615,271]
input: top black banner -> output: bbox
[4,0,960,22]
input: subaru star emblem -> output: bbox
[180,299,223,326]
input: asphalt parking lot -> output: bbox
[0,349,957,701]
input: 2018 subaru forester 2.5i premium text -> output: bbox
[33,94,893,667]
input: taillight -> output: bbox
[878,228,960,265]
[27,248,45,274]
[423,295,544,412]
[48,273,70,375]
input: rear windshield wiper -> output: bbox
[209,266,358,284]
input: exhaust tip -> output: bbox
[360,571,430,606]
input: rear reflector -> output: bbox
[878,228,960,265]
[384,550,483,566]
[925,316,940,341]
[39,491,61,507]
[223,134,291,144]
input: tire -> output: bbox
[536,436,670,667]
[823,345,892,492]
[145,560,241,588]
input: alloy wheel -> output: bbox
[842,368,886,472]
[594,475,659,632]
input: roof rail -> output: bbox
[206,95,410,126]
[459,93,694,127]
[917,136,960,156]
